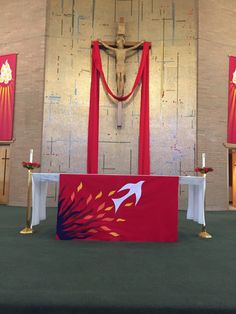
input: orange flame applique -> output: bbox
[96,213,105,219]
[88,229,98,234]
[84,215,93,220]
[110,232,119,237]
[124,202,133,207]
[86,194,92,205]
[95,191,103,199]
[104,206,113,211]
[70,191,75,202]
[108,190,116,196]
[100,226,111,231]
[97,202,105,212]
[77,182,83,192]
[102,218,114,222]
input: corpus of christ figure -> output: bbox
[98,17,144,127]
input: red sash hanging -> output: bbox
[87,41,150,174]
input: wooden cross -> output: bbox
[96,17,145,128]
[1,149,10,196]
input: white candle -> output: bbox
[202,153,206,168]
[29,149,33,163]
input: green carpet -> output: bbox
[0,205,236,313]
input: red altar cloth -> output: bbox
[56,174,179,242]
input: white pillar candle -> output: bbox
[202,153,206,168]
[29,149,33,163]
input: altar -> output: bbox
[31,173,206,241]
[25,24,206,241]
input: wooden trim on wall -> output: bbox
[0,139,15,145]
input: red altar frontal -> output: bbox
[56,174,179,242]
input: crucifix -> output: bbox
[99,17,144,128]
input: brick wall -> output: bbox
[0,0,47,205]
[197,0,236,210]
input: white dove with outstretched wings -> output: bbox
[112,180,144,213]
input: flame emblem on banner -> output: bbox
[232,69,236,85]
[0,60,12,84]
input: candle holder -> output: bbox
[194,167,213,239]
[20,162,40,234]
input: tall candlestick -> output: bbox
[29,149,33,163]
[202,153,206,168]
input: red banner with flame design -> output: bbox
[57,174,179,242]
[228,56,236,143]
[0,54,17,141]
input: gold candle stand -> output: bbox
[198,173,212,239]
[20,169,33,234]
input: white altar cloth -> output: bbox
[31,173,206,227]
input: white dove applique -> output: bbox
[112,180,144,213]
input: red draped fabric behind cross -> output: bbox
[87,41,150,175]
[0,54,17,141]
[228,56,236,144]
